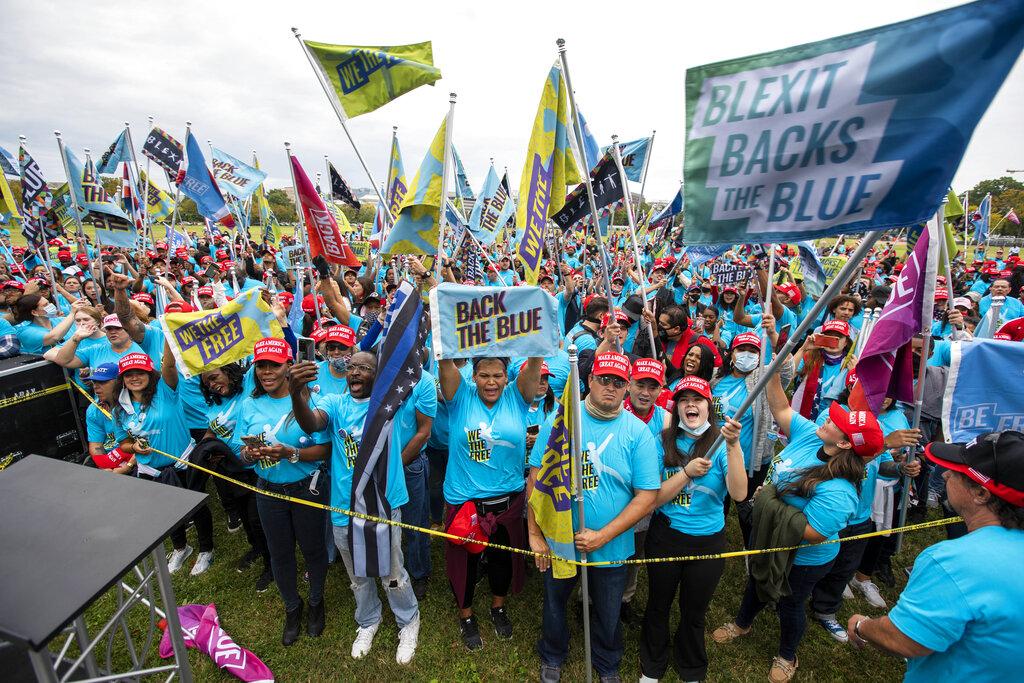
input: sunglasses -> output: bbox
[594,375,627,389]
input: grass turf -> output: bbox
[75,488,945,682]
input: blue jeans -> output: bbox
[537,566,628,676]
[401,453,431,581]
[333,510,419,629]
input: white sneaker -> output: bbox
[351,621,380,659]
[843,584,854,600]
[395,613,420,665]
[850,577,888,609]
[167,545,193,574]
[190,551,214,576]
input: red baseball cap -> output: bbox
[934,287,949,301]
[181,276,197,286]
[118,352,154,374]
[91,446,132,470]
[57,249,71,259]
[828,402,885,458]
[197,286,215,297]
[324,324,357,347]
[2,280,25,291]
[519,359,553,377]
[774,282,802,305]
[215,249,228,261]
[164,301,194,313]
[996,317,1024,342]
[632,358,665,384]
[219,261,235,272]
[75,253,90,265]
[731,331,762,351]
[925,431,1024,507]
[822,320,852,338]
[600,311,631,328]
[199,255,214,265]
[845,369,859,390]
[253,337,292,363]
[131,293,155,305]
[277,291,295,307]
[591,352,630,380]
[301,294,325,314]
[175,247,189,257]
[674,375,712,401]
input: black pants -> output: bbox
[188,438,269,569]
[256,475,328,612]
[639,514,726,681]
[810,519,874,617]
[460,522,512,608]
[735,559,834,662]
[425,445,448,525]
[728,465,769,549]
[142,466,214,553]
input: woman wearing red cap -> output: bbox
[234,338,331,646]
[713,370,885,682]
[790,319,855,420]
[639,376,747,683]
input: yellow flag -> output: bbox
[385,134,408,220]
[515,63,582,284]
[381,117,446,254]
[252,156,281,246]
[1,171,22,221]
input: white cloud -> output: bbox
[1,0,1020,205]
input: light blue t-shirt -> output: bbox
[444,379,530,504]
[713,374,754,468]
[86,403,117,450]
[315,392,409,526]
[178,376,209,431]
[529,409,660,566]
[113,379,191,470]
[889,526,1024,683]
[75,338,146,370]
[509,350,571,400]
[312,359,350,397]
[765,413,858,566]
[201,371,257,454]
[15,320,51,354]
[232,394,329,484]
[393,371,438,461]
[657,434,730,536]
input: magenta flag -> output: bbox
[160,603,274,682]
[853,227,931,415]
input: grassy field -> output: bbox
[72,489,949,682]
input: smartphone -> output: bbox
[205,264,219,279]
[813,333,840,350]
[241,435,267,450]
[298,337,316,362]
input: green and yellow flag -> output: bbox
[381,117,446,254]
[943,189,963,263]
[252,156,282,246]
[303,40,442,119]
[0,171,21,224]
[385,133,408,221]
[139,171,175,223]
[515,63,582,284]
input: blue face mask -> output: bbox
[328,356,350,374]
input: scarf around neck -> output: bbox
[584,394,623,421]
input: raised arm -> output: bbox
[438,358,463,402]
[516,356,543,405]
[287,360,329,433]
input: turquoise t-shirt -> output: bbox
[713,374,754,468]
[315,391,409,526]
[765,413,858,566]
[201,371,256,454]
[312,359,349,397]
[443,379,530,504]
[113,379,190,470]
[86,403,118,450]
[232,393,329,484]
[657,434,730,536]
[15,320,51,354]
[178,376,209,431]
[889,526,1024,683]
[75,339,146,370]
[529,409,660,566]
[394,372,437,457]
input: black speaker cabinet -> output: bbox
[0,355,86,469]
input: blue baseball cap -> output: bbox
[89,363,119,382]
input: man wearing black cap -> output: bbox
[848,431,1024,682]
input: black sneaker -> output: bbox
[306,599,325,637]
[874,563,896,588]
[412,577,428,601]
[226,513,242,534]
[256,569,274,593]
[236,548,260,573]
[490,606,513,639]
[460,615,483,650]
[282,601,303,647]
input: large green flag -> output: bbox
[303,40,441,119]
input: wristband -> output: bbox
[854,618,868,642]
[92,447,131,470]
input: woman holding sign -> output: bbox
[438,353,543,651]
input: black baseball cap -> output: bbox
[925,431,1024,507]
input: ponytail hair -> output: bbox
[782,447,865,498]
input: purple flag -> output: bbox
[853,227,931,415]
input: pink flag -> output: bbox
[289,155,361,266]
[160,603,274,683]
[1006,208,1020,225]
[852,226,932,415]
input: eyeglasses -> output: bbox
[594,375,627,389]
[348,363,375,373]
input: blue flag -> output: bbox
[684,244,731,270]
[943,338,1024,442]
[683,0,1024,245]
[452,145,475,200]
[972,193,991,243]
[0,146,17,177]
[469,165,515,245]
[211,147,267,200]
[96,130,132,175]
[576,108,602,173]
[180,132,235,228]
[651,186,684,225]
[602,136,651,182]
[797,240,828,297]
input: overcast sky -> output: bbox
[2,0,1021,204]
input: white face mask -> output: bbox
[682,420,711,437]
[42,303,58,316]
[734,350,759,373]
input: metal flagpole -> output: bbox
[894,204,944,552]
[385,126,399,229]
[141,116,155,249]
[436,93,457,283]
[284,142,323,321]
[469,231,509,287]
[53,131,88,250]
[164,122,190,260]
[828,236,845,256]
[636,129,655,216]
[704,230,884,457]
[557,39,619,330]
[20,135,58,286]
[962,190,971,259]
[291,27,393,221]
[123,122,148,233]
[610,135,656,352]
[746,245,777,477]
[566,344,592,683]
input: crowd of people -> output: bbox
[2,227,1023,683]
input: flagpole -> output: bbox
[123,122,147,232]
[284,141,323,321]
[557,39,619,333]
[164,122,190,260]
[566,344,593,683]
[53,131,88,253]
[745,244,777,478]
[19,135,58,284]
[894,207,943,553]
[141,116,155,249]
[610,135,656,352]
[962,190,970,259]
[636,129,655,215]
[291,27,393,221]
[436,92,457,283]
[704,230,884,458]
